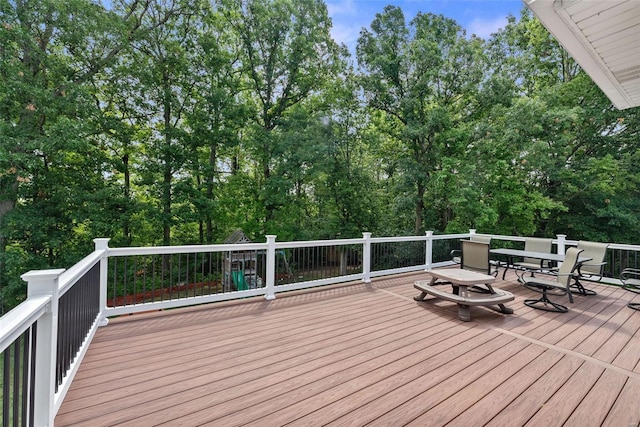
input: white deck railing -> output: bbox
[1,231,638,426]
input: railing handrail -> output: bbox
[0,295,50,353]
[276,237,364,249]
[370,235,427,243]
[107,242,268,256]
[58,249,104,296]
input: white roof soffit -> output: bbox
[524,0,640,110]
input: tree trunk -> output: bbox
[415,182,425,234]
[340,248,348,276]
[162,72,172,246]
[0,178,18,297]
[123,153,132,245]
[263,143,274,227]
[205,144,217,243]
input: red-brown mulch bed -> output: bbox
[107,281,223,306]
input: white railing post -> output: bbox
[265,235,277,300]
[469,228,476,237]
[425,231,433,271]
[22,268,65,427]
[556,234,567,255]
[362,232,372,283]
[94,238,110,327]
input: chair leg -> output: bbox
[570,280,597,296]
[628,302,640,311]
[524,288,568,313]
[523,281,566,296]
[623,284,640,294]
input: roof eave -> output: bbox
[524,0,635,110]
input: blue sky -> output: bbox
[326,0,526,52]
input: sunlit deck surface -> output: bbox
[56,268,640,426]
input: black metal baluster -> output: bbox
[20,329,31,427]
[29,325,36,427]
[12,335,21,427]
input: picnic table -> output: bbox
[414,269,514,321]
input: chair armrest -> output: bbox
[577,261,606,275]
[580,261,606,268]
[621,268,640,281]
[450,249,462,264]
[621,269,640,293]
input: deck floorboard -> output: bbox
[56,268,640,426]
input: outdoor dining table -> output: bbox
[490,248,591,280]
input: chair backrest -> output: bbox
[523,237,553,265]
[470,234,492,245]
[576,241,609,276]
[555,247,583,287]
[460,240,491,275]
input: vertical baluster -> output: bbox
[133,256,139,306]
[12,335,21,426]
[152,255,157,303]
[29,324,37,426]
[140,256,146,304]
[111,258,117,307]
[24,329,31,424]
[2,345,9,426]
[123,257,129,307]
[185,253,190,298]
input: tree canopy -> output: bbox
[1,0,639,311]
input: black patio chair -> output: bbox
[521,248,583,313]
[621,268,640,311]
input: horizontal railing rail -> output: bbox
[3,230,640,426]
[0,297,50,355]
[54,261,102,412]
[1,270,64,427]
[0,297,47,427]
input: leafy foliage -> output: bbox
[1,2,639,312]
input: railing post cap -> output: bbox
[94,238,110,249]
[21,269,66,283]
[265,235,277,245]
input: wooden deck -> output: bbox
[56,268,640,426]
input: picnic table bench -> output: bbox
[414,269,514,321]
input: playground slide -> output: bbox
[231,271,249,291]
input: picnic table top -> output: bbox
[427,269,496,285]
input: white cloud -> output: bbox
[466,16,508,39]
[326,0,357,16]
[326,0,369,52]
[331,23,362,51]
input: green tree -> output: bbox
[311,73,382,238]
[486,9,640,241]
[0,0,179,310]
[219,0,345,234]
[357,7,484,234]
[128,0,203,245]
